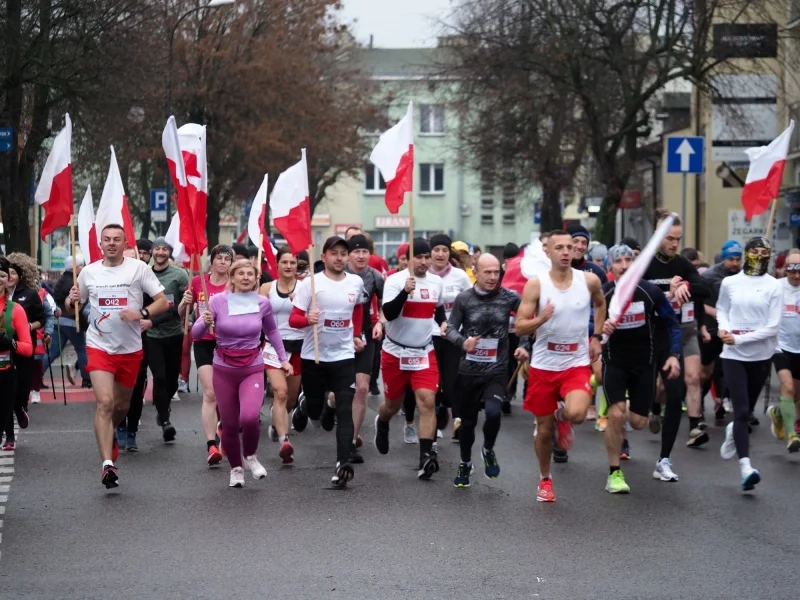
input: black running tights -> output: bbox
[721,358,770,459]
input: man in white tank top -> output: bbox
[515,230,607,503]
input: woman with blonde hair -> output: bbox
[192,259,291,488]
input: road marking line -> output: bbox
[0,468,13,474]
[0,477,12,483]
[0,496,7,503]
[0,457,14,465]
[0,439,12,566]
[0,485,8,493]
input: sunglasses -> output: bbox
[786,264,800,272]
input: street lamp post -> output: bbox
[164,0,234,235]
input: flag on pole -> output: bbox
[248,174,278,278]
[177,123,209,253]
[741,120,795,220]
[370,101,414,214]
[165,213,190,266]
[35,113,74,239]
[77,186,102,264]
[270,149,313,254]
[605,213,677,341]
[501,239,551,296]
[95,146,136,247]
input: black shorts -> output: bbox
[601,362,656,418]
[700,335,723,367]
[193,340,217,368]
[773,351,800,380]
[300,358,356,408]
[453,371,507,420]
[354,340,376,375]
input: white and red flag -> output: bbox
[77,186,102,264]
[165,213,190,267]
[248,174,278,278]
[95,146,136,247]
[370,101,414,214]
[741,120,795,220]
[270,149,313,254]
[178,123,209,254]
[35,113,74,239]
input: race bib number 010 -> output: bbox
[399,348,429,371]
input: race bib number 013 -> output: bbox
[399,348,429,371]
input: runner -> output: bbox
[289,235,365,486]
[178,244,233,466]
[767,248,800,453]
[259,246,304,464]
[344,234,384,461]
[717,236,781,491]
[0,257,34,451]
[192,258,289,487]
[66,224,168,489]
[445,253,528,487]
[643,210,710,481]
[451,241,476,284]
[600,245,682,493]
[145,237,188,443]
[701,240,742,425]
[515,230,607,502]
[374,238,446,480]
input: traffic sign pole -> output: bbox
[681,173,687,250]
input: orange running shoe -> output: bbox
[207,444,223,466]
[537,477,556,502]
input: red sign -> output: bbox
[619,190,642,209]
[334,223,362,234]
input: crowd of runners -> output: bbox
[1,212,798,500]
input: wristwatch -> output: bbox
[140,308,150,319]
[592,334,603,341]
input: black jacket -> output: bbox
[53,271,89,330]
[11,284,45,345]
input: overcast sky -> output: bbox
[340,0,456,48]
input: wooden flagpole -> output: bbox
[257,233,264,277]
[308,243,320,364]
[69,215,80,332]
[765,198,778,239]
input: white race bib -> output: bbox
[98,290,127,312]
[165,294,175,308]
[546,340,579,354]
[617,301,645,330]
[322,312,351,334]
[680,301,694,324]
[399,348,429,371]
[262,343,282,368]
[466,338,499,363]
[0,350,10,366]
[227,292,260,316]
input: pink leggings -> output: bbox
[212,363,264,469]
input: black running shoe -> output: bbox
[291,397,309,432]
[348,449,364,464]
[553,448,568,464]
[715,403,726,426]
[749,413,760,426]
[374,415,390,454]
[332,462,354,487]
[102,465,119,489]
[320,401,336,432]
[417,452,439,480]
[162,421,177,443]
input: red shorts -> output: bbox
[86,347,144,389]
[381,349,439,400]
[523,365,592,416]
[265,352,302,375]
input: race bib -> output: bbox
[670,299,681,315]
[165,294,175,308]
[399,348,429,371]
[0,350,10,367]
[730,321,756,335]
[228,292,260,316]
[98,290,127,312]
[322,312,351,334]
[262,343,282,368]
[509,315,516,333]
[466,338,499,363]
[618,301,645,330]
[784,303,798,317]
[680,301,694,324]
[547,341,578,354]
[444,302,455,311]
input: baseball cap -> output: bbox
[322,236,349,253]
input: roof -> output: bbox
[354,48,453,79]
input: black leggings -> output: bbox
[654,336,686,460]
[0,368,17,441]
[454,373,505,463]
[722,358,770,459]
[146,335,184,422]
[124,353,148,433]
[301,358,356,463]
[5,354,33,440]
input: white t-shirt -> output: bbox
[432,267,471,337]
[79,257,164,354]
[778,277,800,354]
[292,272,365,363]
[717,272,782,362]
[383,269,443,358]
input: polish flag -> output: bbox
[165,213,191,267]
[163,117,201,256]
[270,149,313,254]
[35,113,74,239]
[177,123,209,254]
[370,101,414,214]
[248,174,278,278]
[95,146,136,248]
[77,186,102,264]
[741,120,795,220]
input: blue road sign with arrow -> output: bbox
[0,127,13,153]
[666,136,704,174]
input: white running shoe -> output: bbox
[720,422,736,460]
[436,429,443,439]
[723,398,733,413]
[740,462,761,491]
[652,458,679,482]
[403,423,419,444]
[30,391,40,404]
[243,455,267,480]
[177,379,189,394]
[229,467,245,487]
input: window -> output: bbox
[420,104,445,134]
[480,198,494,210]
[502,213,515,225]
[364,164,386,193]
[420,163,444,193]
[481,214,494,226]
[502,177,516,210]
